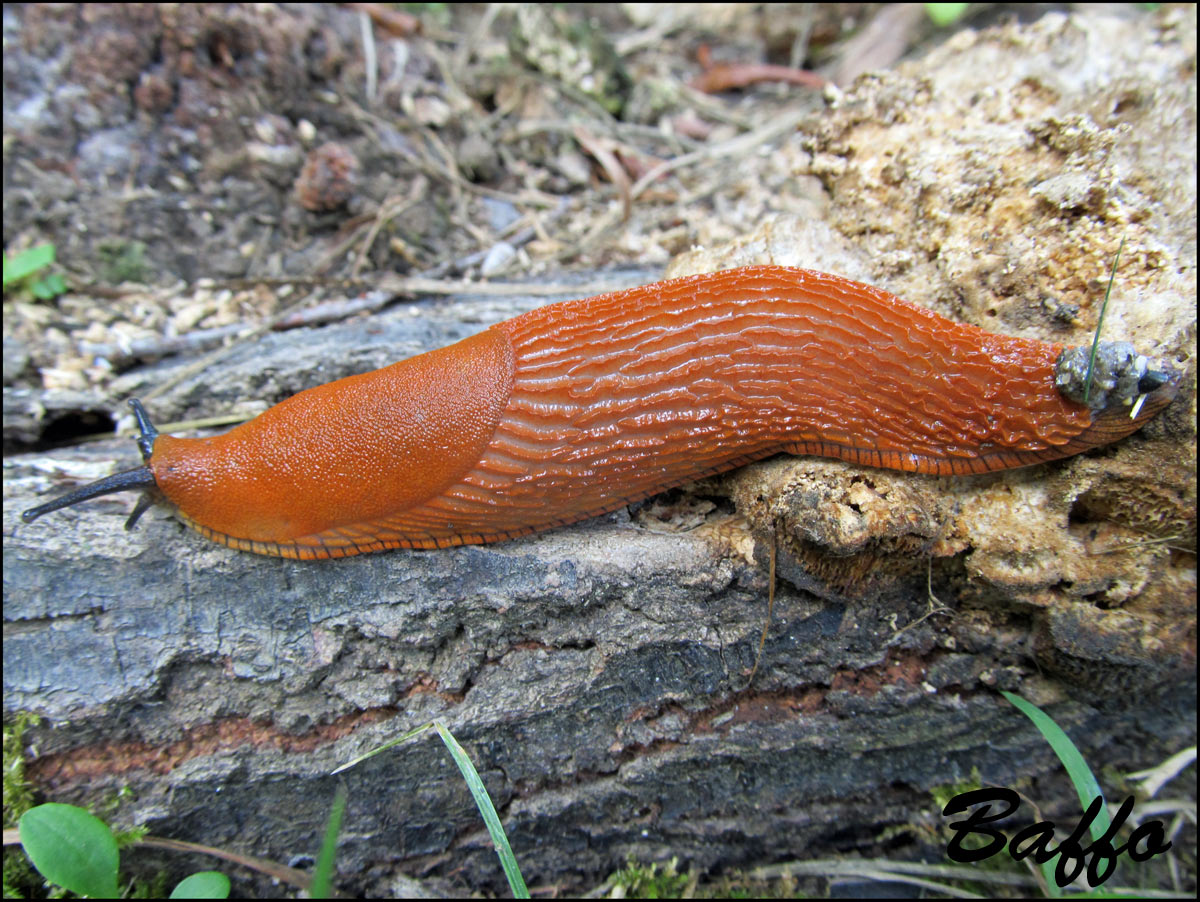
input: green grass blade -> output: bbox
[330,722,435,775]
[1084,237,1125,405]
[1003,691,1114,895]
[434,722,529,899]
[1000,691,1109,841]
[329,720,528,896]
[309,786,347,899]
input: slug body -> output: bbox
[25,266,1178,558]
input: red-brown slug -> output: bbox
[22,266,1179,559]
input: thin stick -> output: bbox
[747,527,776,685]
[359,9,377,104]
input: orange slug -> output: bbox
[22,265,1179,559]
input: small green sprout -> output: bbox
[3,243,67,299]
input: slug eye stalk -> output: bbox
[21,398,161,529]
[21,466,157,528]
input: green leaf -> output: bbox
[3,244,56,288]
[169,870,231,899]
[925,3,969,27]
[435,723,529,899]
[18,802,120,898]
[32,272,67,299]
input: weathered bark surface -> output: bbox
[5,9,1196,897]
